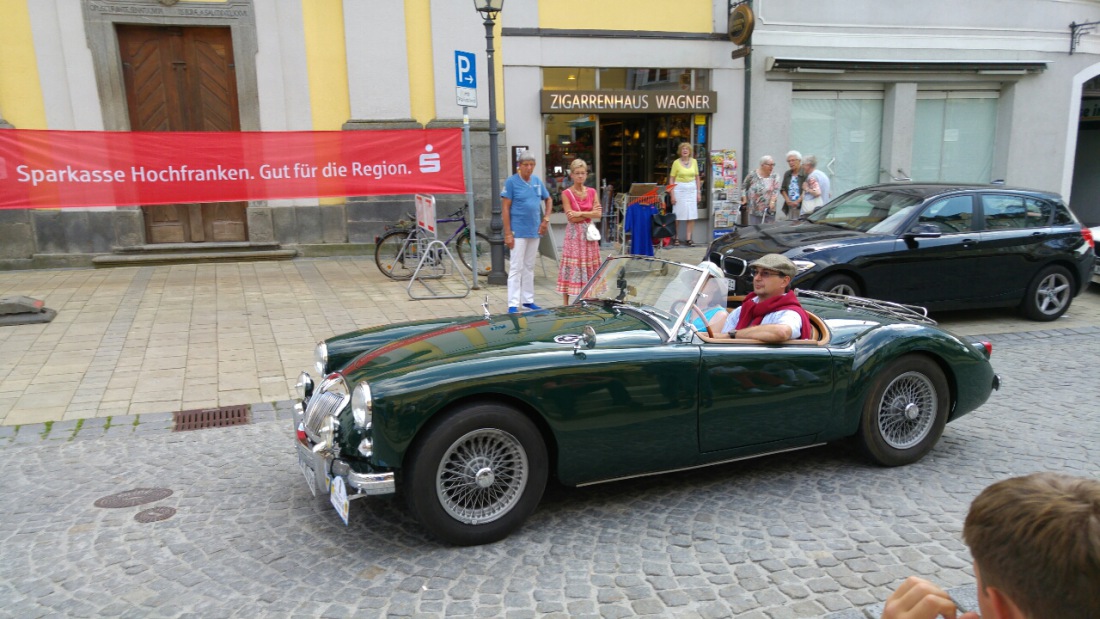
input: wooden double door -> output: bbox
[118,25,247,244]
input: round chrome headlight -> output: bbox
[314,341,329,375]
[296,372,314,399]
[351,382,373,429]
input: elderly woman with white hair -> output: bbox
[740,155,780,225]
[780,150,804,220]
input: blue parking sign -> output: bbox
[455,51,477,88]
[454,50,477,107]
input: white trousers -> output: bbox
[508,237,541,308]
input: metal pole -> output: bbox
[462,106,479,288]
[740,1,752,226]
[484,14,506,285]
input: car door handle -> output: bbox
[961,238,977,246]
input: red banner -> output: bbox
[0,129,465,209]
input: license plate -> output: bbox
[330,475,350,526]
[298,449,318,497]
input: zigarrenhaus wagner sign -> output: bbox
[541,90,717,114]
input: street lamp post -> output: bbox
[474,0,507,284]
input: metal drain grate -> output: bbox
[173,404,251,431]
[135,506,177,523]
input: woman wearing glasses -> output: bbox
[741,155,780,225]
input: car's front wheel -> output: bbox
[815,273,860,296]
[1020,264,1073,321]
[404,403,548,546]
[859,355,949,467]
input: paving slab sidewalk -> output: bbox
[2,249,1098,429]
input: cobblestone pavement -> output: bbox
[1,330,1096,618]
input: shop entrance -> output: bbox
[543,112,708,209]
[599,114,699,195]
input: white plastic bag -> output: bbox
[586,222,601,242]
[802,195,825,214]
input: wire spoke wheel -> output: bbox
[435,428,528,525]
[860,356,949,466]
[876,371,937,450]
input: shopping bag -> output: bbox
[651,212,676,239]
[802,195,825,214]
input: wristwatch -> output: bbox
[729,330,737,339]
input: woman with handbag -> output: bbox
[668,142,701,247]
[800,155,830,214]
[557,159,603,304]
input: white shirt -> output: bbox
[722,299,803,339]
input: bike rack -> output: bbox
[407,195,471,299]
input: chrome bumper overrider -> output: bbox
[294,399,395,497]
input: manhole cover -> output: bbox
[173,405,251,431]
[134,506,176,523]
[94,488,173,508]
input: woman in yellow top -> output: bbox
[668,142,701,247]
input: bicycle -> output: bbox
[374,207,508,280]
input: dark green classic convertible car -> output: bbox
[294,256,999,545]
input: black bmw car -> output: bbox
[708,183,1096,321]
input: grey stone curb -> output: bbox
[4,326,1098,447]
[0,400,297,447]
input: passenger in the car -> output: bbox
[717,254,812,342]
[688,280,729,334]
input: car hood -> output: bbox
[335,304,661,380]
[710,220,891,257]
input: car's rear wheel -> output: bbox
[1020,264,1073,321]
[815,273,860,296]
[404,403,547,546]
[859,356,949,467]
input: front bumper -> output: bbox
[294,398,395,497]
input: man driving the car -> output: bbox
[719,254,812,342]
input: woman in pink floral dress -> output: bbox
[557,159,603,304]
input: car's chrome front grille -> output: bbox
[720,255,748,277]
[303,390,347,442]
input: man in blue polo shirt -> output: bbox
[501,150,552,313]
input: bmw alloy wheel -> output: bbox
[1034,271,1071,317]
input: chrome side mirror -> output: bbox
[573,325,597,356]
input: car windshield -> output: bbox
[576,256,722,335]
[805,188,924,232]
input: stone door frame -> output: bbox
[79,0,274,245]
[82,0,260,132]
